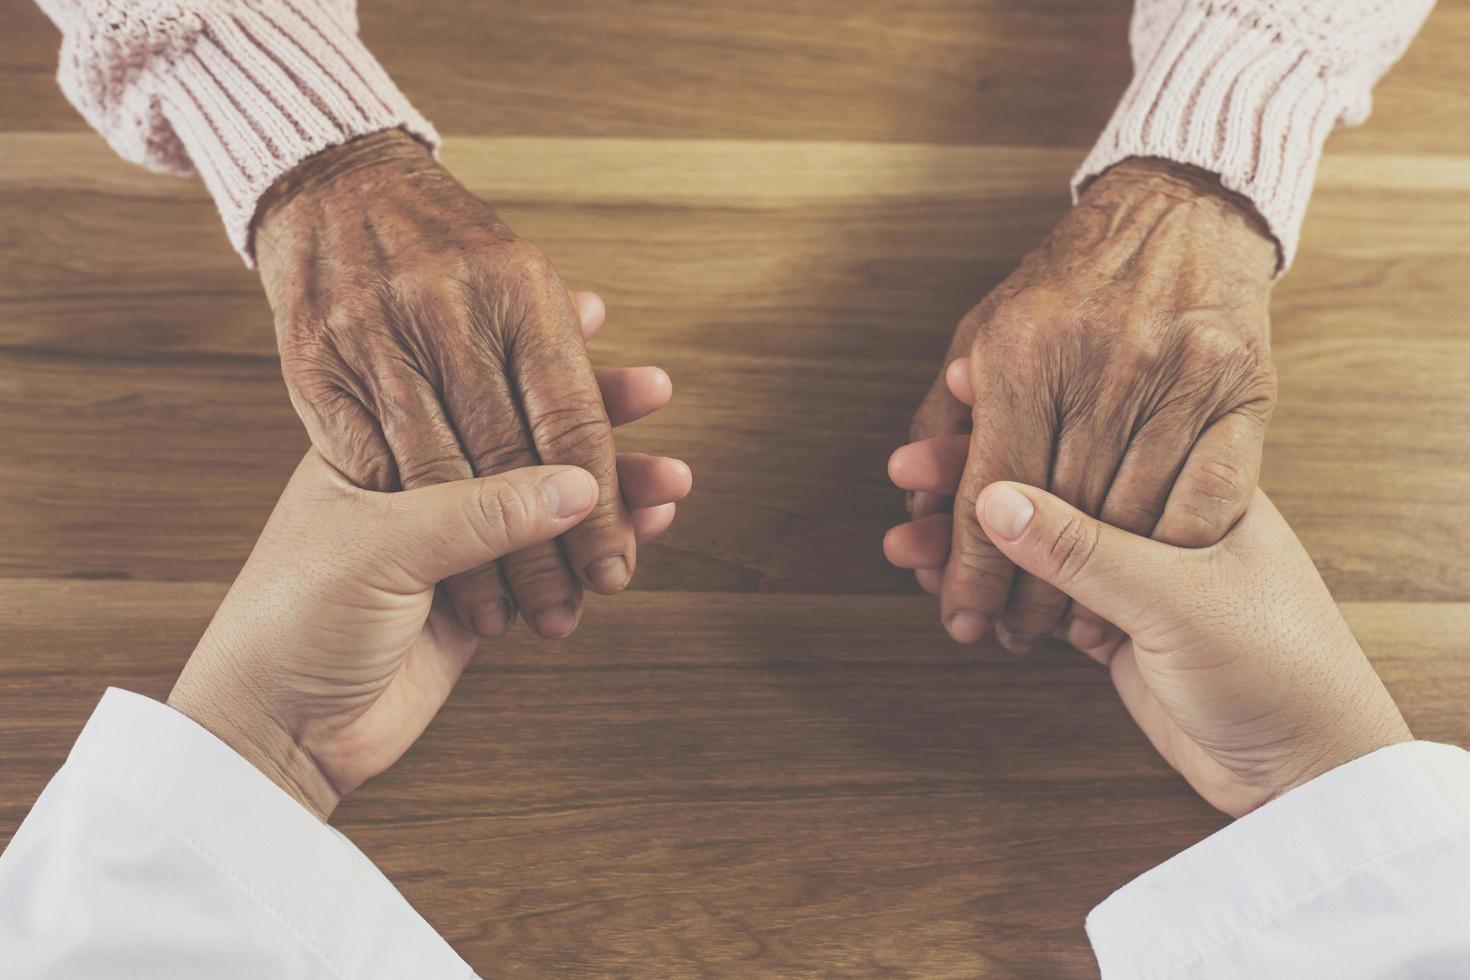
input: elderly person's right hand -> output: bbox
[901,159,1279,655]
[253,129,651,642]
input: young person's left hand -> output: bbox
[170,376,690,821]
[887,368,1408,817]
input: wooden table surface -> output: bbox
[3,1,1469,975]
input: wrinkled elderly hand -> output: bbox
[254,129,642,641]
[898,157,1279,653]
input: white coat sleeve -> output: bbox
[0,688,476,979]
[1087,740,1470,978]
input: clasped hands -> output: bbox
[254,134,1279,655]
[197,131,1408,822]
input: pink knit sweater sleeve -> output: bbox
[1074,0,1435,270]
[35,0,438,264]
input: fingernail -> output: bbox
[1067,617,1106,650]
[981,484,1034,540]
[533,604,577,638]
[543,469,598,518]
[587,555,630,593]
[995,621,1045,656]
[945,610,988,644]
[472,598,514,637]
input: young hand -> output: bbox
[979,482,1410,816]
[888,441,1409,816]
[169,381,691,820]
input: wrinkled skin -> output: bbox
[254,129,636,642]
[896,157,1280,653]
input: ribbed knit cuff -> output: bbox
[155,2,439,265]
[1073,4,1343,273]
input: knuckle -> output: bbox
[336,446,396,492]
[951,566,1015,608]
[530,405,612,462]
[279,324,344,385]
[1186,328,1275,394]
[566,501,622,537]
[1164,452,1254,545]
[476,240,560,295]
[505,546,574,593]
[1044,514,1100,587]
[1006,594,1066,627]
[1109,496,1165,534]
[1234,369,1279,421]
[398,454,465,488]
[1238,397,1275,430]
[469,441,538,477]
[950,536,1015,594]
[1164,503,1228,548]
[1189,454,1249,510]
[476,478,533,543]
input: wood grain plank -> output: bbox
[2,583,1466,975]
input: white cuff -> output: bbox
[5,688,474,978]
[1087,741,1470,977]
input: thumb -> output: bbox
[974,481,1182,633]
[385,466,599,585]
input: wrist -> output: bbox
[1270,707,1414,806]
[168,661,341,821]
[252,128,435,257]
[1084,157,1279,278]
